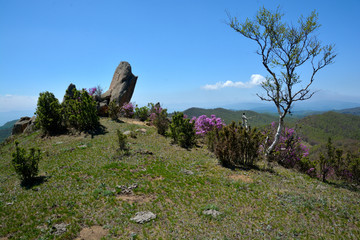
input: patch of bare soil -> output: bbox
[74,226,109,240]
[229,174,253,183]
[119,118,149,126]
[117,194,156,204]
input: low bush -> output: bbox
[213,122,263,168]
[169,112,196,148]
[135,105,150,121]
[108,100,120,120]
[149,105,169,135]
[191,114,225,137]
[264,122,310,171]
[117,129,129,155]
[120,102,135,118]
[11,141,41,181]
[35,91,63,135]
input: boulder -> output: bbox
[97,101,109,117]
[24,116,36,133]
[101,61,137,106]
[12,117,32,135]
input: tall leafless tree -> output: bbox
[228,7,336,158]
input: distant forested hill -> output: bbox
[336,107,360,116]
[295,111,360,157]
[183,107,298,127]
[0,120,17,143]
[296,111,360,143]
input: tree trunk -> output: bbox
[265,115,284,161]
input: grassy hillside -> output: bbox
[0,118,359,239]
[0,120,17,143]
[296,111,360,143]
[183,107,298,127]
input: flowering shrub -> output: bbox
[169,112,196,148]
[190,115,225,136]
[120,102,135,118]
[85,87,97,96]
[265,122,310,170]
[149,105,169,135]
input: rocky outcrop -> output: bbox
[101,61,138,106]
[12,117,33,135]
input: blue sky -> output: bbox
[1,0,360,125]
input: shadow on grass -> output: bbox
[327,181,360,193]
[20,175,51,190]
[89,124,108,138]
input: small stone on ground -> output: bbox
[131,211,156,224]
[203,209,221,217]
[182,169,194,175]
[52,223,69,235]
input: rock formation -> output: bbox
[101,61,138,106]
[12,117,35,135]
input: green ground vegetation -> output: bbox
[0,117,359,239]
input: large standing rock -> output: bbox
[12,117,32,135]
[101,61,137,106]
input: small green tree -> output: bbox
[12,141,41,181]
[150,105,169,136]
[35,91,63,135]
[319,138,335,182]
[169,112,196,148]
[228,7,336,159]
[108,100,120,120]
[62,88,99,131]
[135,105,150,121]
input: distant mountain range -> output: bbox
[183,107,298,127]
[0,119,18,143]
[221,101,360,116]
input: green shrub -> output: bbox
[169,112,196,148]
[135,106,150,121]
[150,105,169,136]
[108,100,120,120]
[35,91,63,135]
[117,129,129,154]
[11,141,41,181]
[62,88,99,131]
[349,154,360,183]
[213,122,263,168]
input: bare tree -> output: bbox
[228,7,336,158]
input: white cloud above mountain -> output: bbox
[202,74,265,90]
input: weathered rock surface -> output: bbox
[130,211,156,224]
[97,101,109,117]
[24,116,36,133]
[202,209,222,217]
[101,61,137,106]
[12,117,32,135]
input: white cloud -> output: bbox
[0,95,38,112]
[202,74,265,90]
